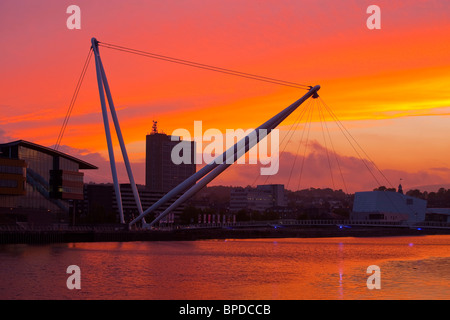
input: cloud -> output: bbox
[209,140,450,193]
[0,128,14,143]
[430,167,450,173]
[55,139,449,195]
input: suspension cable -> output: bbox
[248,98,312,207]
[98,41,311,90]
[317,98,382,187]
[286,99,314,190]
[55,41,313,150]
[296,98,315,191]
[317,100,336,190]
[250,97,313,188]
[54,48,93,150]
[316,97,412,215]
[317,100,348,194]
[319,97,394,189]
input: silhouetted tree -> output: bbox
[373,186,396,192]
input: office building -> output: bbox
[230,184,287,212]
[146,130,196,193]
[0,140,97,225]
[144,124,196,225]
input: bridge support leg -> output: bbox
[91,37,146,224]
[97,48,146,224]
[91,38,125,224]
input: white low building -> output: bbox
[425,208,450,223]
[351,188,427,223]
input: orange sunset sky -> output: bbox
[1,0,449,193]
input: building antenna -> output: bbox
[152,120,158,134]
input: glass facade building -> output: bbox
[0,140,97,225]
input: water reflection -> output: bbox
[337,242,344,299]
[1,235,450,299]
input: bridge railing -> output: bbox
[175,219,413,229]
[2,219,449,232]
[0,224,122,232]
[413,221,450,228]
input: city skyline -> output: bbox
[2,2,450,303]
[1,1,450,193]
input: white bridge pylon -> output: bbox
[91,38,146,225]
[90,37,320,229]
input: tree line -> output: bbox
[374,186,450,208]
[406,188,450,208]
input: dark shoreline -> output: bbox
[1,225,450,244]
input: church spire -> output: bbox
[398,179,403,194]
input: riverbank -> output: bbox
[1,225,450,244]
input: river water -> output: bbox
[1,235,449,300]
